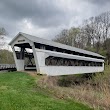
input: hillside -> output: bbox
[0,72,92,110]
[0,49,14,64]
[38,65,110,110]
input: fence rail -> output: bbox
[0,64,16,71]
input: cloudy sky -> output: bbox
[0,0,110,42]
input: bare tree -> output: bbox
[53,11,110,61]
[54,29,69,45]
[0,28,7,49]
[68,27,80,47]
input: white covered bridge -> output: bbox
[9,32,104,76]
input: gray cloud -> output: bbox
[87,0,110,5]
[0,0,72,28]
[0,0,110,42]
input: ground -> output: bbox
[37,66,110,110]
[0,72,92,110]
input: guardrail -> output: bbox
[0,64,16,71]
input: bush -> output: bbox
[57,74,95,87]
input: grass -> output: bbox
[38,65,110,110]
[0,72,92,110]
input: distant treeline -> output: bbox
[0,49,15,64]
[54,11,110,64]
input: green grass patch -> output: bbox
[0,72,92,110]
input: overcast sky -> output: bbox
[0,0,110,42]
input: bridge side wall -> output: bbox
[35,49,104,76]
[40,65,104,76]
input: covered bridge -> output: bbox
[9,32,104,76]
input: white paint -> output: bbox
[25,67,36,70]
[39,66,104,76]
[35,49,104,76]
[35,48,104,62]
[12,47,25,71]
[9,33,105,76]
[9,32,105,58]
[32,44,40,73]
[15,60,24,71]
[11,35,32,48]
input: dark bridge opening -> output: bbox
[45,56,103,67]
[14,43,36,71]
